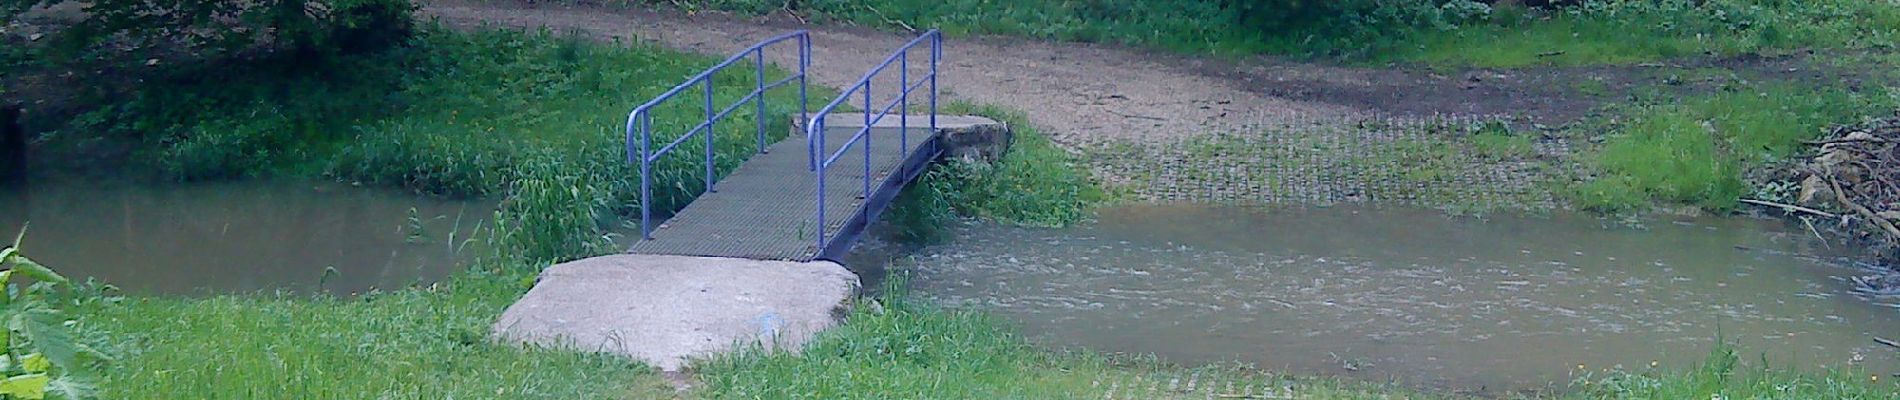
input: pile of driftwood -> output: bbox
[1792,115,1900,295]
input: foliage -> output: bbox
[7,0,417,65]
[1394,0,1900,67]
[630,0,1900,66]
[1574,85,1896,213]
[0,234,104,400]
[490,159,616,261]
[1570,344,1898,399]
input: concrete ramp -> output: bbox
[491,254,858,371]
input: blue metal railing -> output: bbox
[627,30,811,240]
[807,30,942,250]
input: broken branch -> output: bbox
[1739,198,1838,219]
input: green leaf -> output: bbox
[0,373,49,400]
[8,307,80,371]
[21,353,48,373]
[5,257,67,287]
[42,376,94,400]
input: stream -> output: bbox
[857,205,1900,393]
[0,180,493,295]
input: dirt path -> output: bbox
[423,1,1364,147]
[419,1,1876,210]
[418,1,1570,209]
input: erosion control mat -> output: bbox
[1794,113,1900,294]
[1085,116,1565,213]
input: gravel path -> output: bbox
[422,1,1361,148]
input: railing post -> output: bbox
[900,50,909,154]
[930,32,940,133]
[801,34,813,171]
[862,81,872,200]
[639,112,654,240]
[755,48,768,154]
[814,118,827,251]
[704,77,717,193]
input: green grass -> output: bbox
[1573,85,1897,213]
[624,0,1900,67]
[1570,344,1898,400]
[78,262,679,399]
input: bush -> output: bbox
[8,0,417,66]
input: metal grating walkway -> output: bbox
[628,121,938,261]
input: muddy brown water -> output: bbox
[0,180,494,295]
[873,205,1900,393]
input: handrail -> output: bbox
[627,30,811,240]
[806,30,942,251]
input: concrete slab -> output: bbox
[491,254,859,371]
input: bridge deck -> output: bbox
[628,118,937,261]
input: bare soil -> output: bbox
[422,0,1362,148]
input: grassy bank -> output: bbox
[1571,85,1899,213]
[627,0,1899,67]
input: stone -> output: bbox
[936,115,1013,162]
[798,113,1014,163]
[492,254,859,371]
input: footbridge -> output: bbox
[623,29,963,262]
[494,30,1002,369]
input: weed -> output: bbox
[627,0,1900,67]
[1571,343,1898,399]
[0,233,106,400]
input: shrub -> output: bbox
[0,235,108,400]
[8,0,417,66]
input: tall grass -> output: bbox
[883,103,1103,244]
[1574,85,1897,212]
[1570,344,1898,399]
